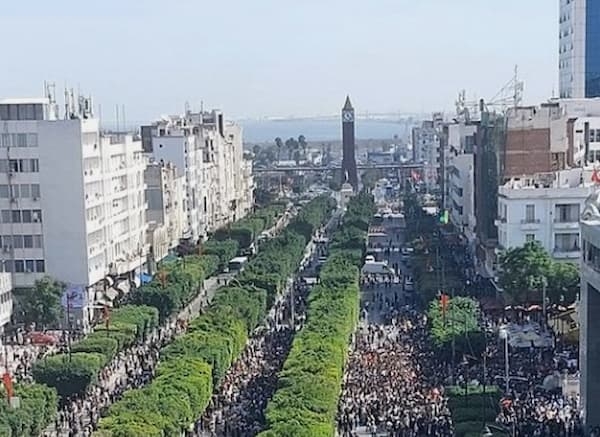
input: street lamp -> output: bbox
[499,327,510,394]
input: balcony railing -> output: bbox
[520,218,541,224]
[554,217,578,224]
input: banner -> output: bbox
[61,284,87,309]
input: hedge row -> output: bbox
[0,383,58,437]
[259,193,374,437]
[130,254,219,321]
[213,203,287,248]
[446,385,501,437]
[32,305,159,399]
[95,196,335,436]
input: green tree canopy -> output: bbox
[498,241,579,305]
[18,276,64,328]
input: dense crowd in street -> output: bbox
[338,300,454,437]
[44,320,185,437]
[195,277,310,437]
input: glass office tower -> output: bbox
[559,0,600,98]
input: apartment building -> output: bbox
[411,113,443,189]
[145,160,184,266]
[142,109,253,241]
[0,96,147,295]
[496,167,595,262]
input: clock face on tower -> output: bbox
[342,110,354,122]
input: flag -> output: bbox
[592,168,600,185]
[2,373,13,400]
[411,170,421,182]
[440,293,450,320]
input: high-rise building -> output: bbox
[341,96,358,190]
[559,0,600,98]
[0,95,148,304]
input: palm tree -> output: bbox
[274,137,283,163]
[298,134,307,159]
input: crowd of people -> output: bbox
[338,301,454,436]
[195,277,310,437]
[45,319,185,437]
[193,234,328,437]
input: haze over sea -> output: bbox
[239,118,412,143]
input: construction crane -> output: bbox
[455,65,524,122]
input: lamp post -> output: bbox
[499,327,509,393]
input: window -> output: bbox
[4,261,13,273]
[31,184,40,198]
[590,129,596,143]
[33,235,43,248]
[0,185,8,199]
[596,129,600,143]
[0,160,7,173]
[30,159,39,172]
[23,235,33,248]
[0,211,10,223]
[8,160,20,173]
[526,234,535,242]
[25,260,34,273]
[16,134,26,147]
[555,233,580,252]
[14,260,24,273]
[32,210,42,223]
[10,210,21,223]
[35,260,45,273]
[525,204,536,222]
[19,184,29,198]
[21,210,32,223]
[0,134,10,147]
[27,133,38,147]
[9,185,18,199]
[11,236,23,249]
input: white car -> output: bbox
[365,255,376,263]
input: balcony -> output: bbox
[494,217,507,227]
[553,218,580,230]
[520,218,541,230]
[553,246,581,260]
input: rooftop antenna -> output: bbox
[64,87,70,120]
[116,105,120,136]
[122,104,126,133]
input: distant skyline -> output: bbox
[0,0,558,122]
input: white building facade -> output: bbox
[144,160,184,265]
[496,168,596,261]
[0,97,147,292]
[142,109,253,241]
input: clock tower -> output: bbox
[341,95,358,190]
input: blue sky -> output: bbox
[0,0,557,121]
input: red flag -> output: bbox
[2,372,13,400]
[592,169,600,185]
[440,294,450,319]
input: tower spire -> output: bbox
[343,95,353,110]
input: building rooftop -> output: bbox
[501,167,598,191]
[0,97,50,105]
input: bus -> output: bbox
[228,256,249,272]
